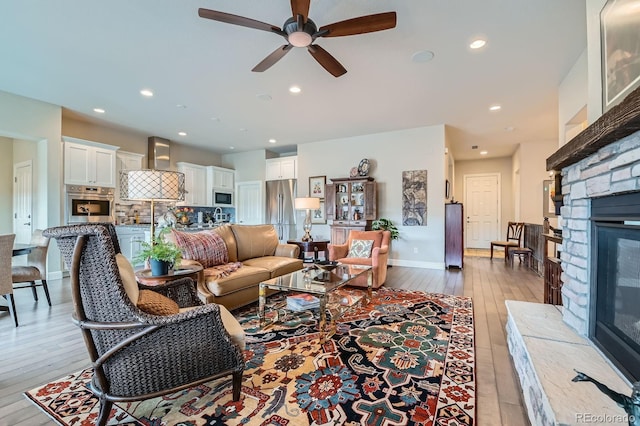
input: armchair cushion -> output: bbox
[348,239,374,258]
[137,289,180,316]
[116,253,139,304]
[172,229,228,268]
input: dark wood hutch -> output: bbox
[325,177,377,245]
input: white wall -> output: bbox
[223,149,268,182]
[0,90,63,276]
[558,49,588,146]
[518,140,559,225]
[298,125,446,269]
[0,136,13,234]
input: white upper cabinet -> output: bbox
[115,151,145,204]
[208,166,235,189]
[63,137,119,187]
[177,162,208,206]
[265,156,297,180]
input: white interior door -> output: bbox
[236,181,263,225]
[13,160,33,243]
[464,173,500,249]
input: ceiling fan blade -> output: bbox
[252,45,294,72]
[318,12,397,37]
[198,8,284,36]
[290,0,310,23]
[307,45,347,77]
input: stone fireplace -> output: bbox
[506,86,640,425]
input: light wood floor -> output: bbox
[0,253,541,425]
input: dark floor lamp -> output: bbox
[119,169,185,242]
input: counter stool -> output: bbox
[508,247,533,268]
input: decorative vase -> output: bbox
[150,259,171,276]
[180,215,190,224]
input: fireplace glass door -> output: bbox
[593,223,640,381]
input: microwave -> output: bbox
[213,189,233,207]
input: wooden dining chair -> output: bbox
[490,222,525,261]
[0,234,18,326]
[12,229,51,306]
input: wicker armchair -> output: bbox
[44,223,245,426]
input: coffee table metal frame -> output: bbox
[258,264,372,342]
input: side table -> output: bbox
[135,265,203,287]
[287,239,329,262]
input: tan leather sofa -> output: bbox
[166,224,303,310]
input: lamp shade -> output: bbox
[120,170,185,201]
[295,197,321,210]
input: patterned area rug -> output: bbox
[25,288,475,425]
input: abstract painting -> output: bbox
[402,170,427,226]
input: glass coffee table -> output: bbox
[258,264,372,343]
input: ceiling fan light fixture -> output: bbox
[289,31,312,47]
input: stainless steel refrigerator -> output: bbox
[266,179,297,242]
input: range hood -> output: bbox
[148,136,171,170]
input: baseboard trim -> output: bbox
[389,259,445,270]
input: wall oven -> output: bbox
[213,188,234,207]
[66,185,114,224]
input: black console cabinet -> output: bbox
[445,203,464,269]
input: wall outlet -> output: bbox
[413,247,418,254]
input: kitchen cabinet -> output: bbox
[208,166,235,189]
[266,156,297,180]
[326,177,376,245]
[445,203,464,269]
[177,162,208,206]
[115,151,145,204]
[115,226,149,268]
[63,137,119,187]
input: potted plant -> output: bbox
[372,218,399,241]
[135,229,182,276]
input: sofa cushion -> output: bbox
[172,229,228,268]
[243,256,303,278]
[137,289,180,316]
[232,225,279,261]
[348,239,374,258]
[205,265,271,297]
[212,224,238,263]
[336,256,373,266]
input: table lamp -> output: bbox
[120,169,185,242]
[295,197,321,242]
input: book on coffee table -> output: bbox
[287,293,320,311]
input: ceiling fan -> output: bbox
[198,0,397,77]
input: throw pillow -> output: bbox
[137,289,179,316]
[347,239,374,258]
[116,253,139,304]
[172,229,229,268]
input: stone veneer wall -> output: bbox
[560,130,640,335]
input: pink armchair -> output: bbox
[328,230,391,289]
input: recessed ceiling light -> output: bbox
[289,86,301,94]
[470,39,486,49]
[178,131,187,136]
[269,139,277,144]
[411,50,435,63]
[140,89,154,97]
[176,104,187,109]
[211,117,220,122]
[504,126,515,132]
[480,150,488,155]
[93,108,105,114]
[229,146,235,150]
[489,105,501,111]
[257,93,272,101]
[239,128,247,132]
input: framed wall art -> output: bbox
[601,0,640,111]
[309,175,326,198]
[312,200,326,224]
[402,169,428,226]
[543,180,557,218]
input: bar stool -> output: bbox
[508,247,533,268]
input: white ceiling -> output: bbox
[0,0,586,161]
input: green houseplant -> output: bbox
[372,218,399,240]
[135,229,182,276]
